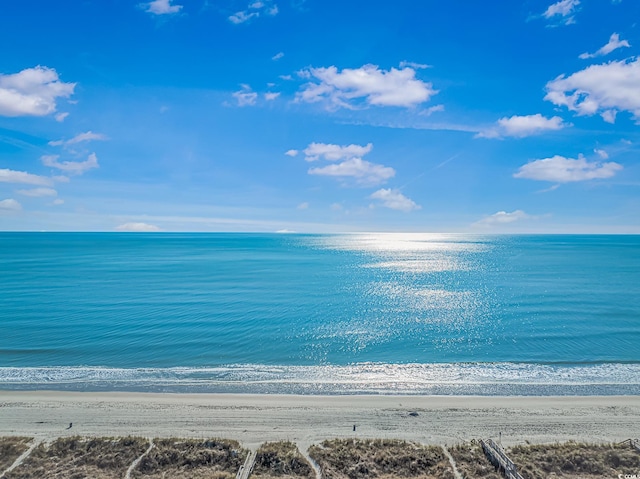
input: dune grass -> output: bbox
[0,437,33,472]
[507,441,640,479]
[252,441,314,479]
[131,438,247,479]
[4,436,148,479]
[308,438,455,479]
[447,441,502,479]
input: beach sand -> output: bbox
[1,392,639,450]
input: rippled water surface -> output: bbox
[1,233,639,394]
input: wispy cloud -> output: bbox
[116,222,162,232]
[543,0,580,25]
[292,141,394,186]
[272,52,284,61]
[309,158,395,186]
[41,153,99,175]
[49,131,108,147]
[232,84,258,106]
[142,0,183,15]
[514,154,622,182]
[579,33,630,59]
[476,114,567,139]
[0,198,22,211]
[472,210,532,227]
[0,66,75,117]
[399,61,430,70]
[296,64,437,109]
[302,142,373,162]
[229,1,278,24]
[594,148,609,159]
[0,168,52,186]
[17,187,57,197]
[370,188,420,212]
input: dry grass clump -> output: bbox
[447,441,501,479]
[507,441,640,479]
[252,441,314,479]
[0,437,33,472]
[4,436,148,479]
[308,438,454,479]
[132,438,247,479]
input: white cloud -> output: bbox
[543,0,580,25]
[49,131,108,147]
[477,114,567,139]
[545,58,640,122]
[232,85,258,106]
[579,33,630,59]
[272,52,284,61]
[0,66,75,117]
[399,61,430,70]
[17,187,57,197]
[308,158,395,186]
[303,142,373,162]
[330,203,343,211]
[514,154,622,182]
[419,104,444,116]
[41,152,99,175]
[229,1,277,24]
[229,10,259,23]
[264,92,280,101]
[0,168,52,186]
[53,198,64,205]
[296,64,437,109]
[296,141,394,186]
[473,210,530,227]
[369,189,420,212]
[297,202,309,210]
[55,112,69,122]
[0,198,21,211]
[116,222,162,232]
[142,0,182,15]
[285,149,299,157]
[594,148,609,159]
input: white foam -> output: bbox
[1,362,639,395]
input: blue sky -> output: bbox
[0,0,639,232]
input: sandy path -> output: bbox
[0,392,638,449]
[0,439,40,478]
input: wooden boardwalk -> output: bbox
[619,438,640,453]
[236,450,257,479]
[480,439,524,479]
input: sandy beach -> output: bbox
[1,391,638,449]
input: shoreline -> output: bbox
[1,391,639,449]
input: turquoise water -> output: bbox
[1,233,639,394]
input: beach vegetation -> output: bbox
[132,438,247,479]
[0,437,32,472]
[507,441,640,479]
[308,438,454,479]
[447,441,502,479]
[4,436,148,479]
[252,441,314,479]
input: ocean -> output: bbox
[1,233,639,395]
